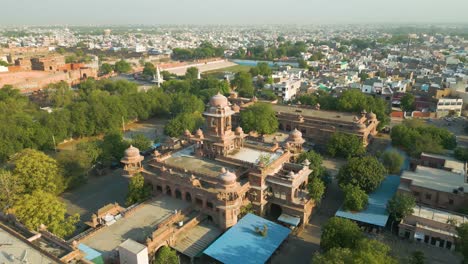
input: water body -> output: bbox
[231,59,299,68]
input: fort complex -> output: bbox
[122,93,314,230]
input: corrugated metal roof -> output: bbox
[335,175,401,227]
[203,213,291,264]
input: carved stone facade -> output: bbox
[123,93,315,230]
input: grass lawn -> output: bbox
[202,64,253,78]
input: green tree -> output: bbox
[298,59,308,68]
[114,60,132,73]
[232,72,254,98]
[12,149,65,195]
[12,190,79,238]
[142,62,156,77]
[100,63,114,75]
[256,62,272,76]
[185,67,199,81]
[0,60,9,66]
[455,147,468,162]
[320,217,363,251]
[337,156,386,193]
[400,93,415,112]
[0,170,23,212]
[164,112,204,137]
[76,141,102,165]
[99,132,130,166]
[387,193,415,222]
[131,133,152,151]
[456,223,468,262]
[327,132,365,158]
[297,150,325,178]
[153,246,178,264]
[56,149,92,189]
[308,178,325,204]
[240,103,278,134]
[409,251,425,264]
[312,247,353,264]
[381,149,404,174]
[126,174,151,206]
[342,184,368,211]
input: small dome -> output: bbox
[251,96,258,102]
[288,171,296,178]
[196,128,204,137]
[210,92,229,108]
[235,126,243,135]
[232,104,240,112]
[367,111,377,120]
[290,128,303,139]
[125,145,140,158]
[356,123,366,130]
[184,129,192,137]
[219,167,237,184]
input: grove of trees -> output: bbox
[391,119,456,157]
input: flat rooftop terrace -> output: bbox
[227,147,282,165]
[164,147,238,177]
[272,104,358,122]
[401,165,468,193]
[0,224,60,264]
[80,196,190,257]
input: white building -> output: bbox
[118,239,149,264]
[436,98,463,117]
[266,78,302,101]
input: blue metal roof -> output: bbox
[203,213,291,264]
[78,243,102,261]
[335,175,401,227]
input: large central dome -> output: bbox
[210,92,229,108]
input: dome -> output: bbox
[124,145,140,158]
[184,129,192,137]
[367,111,377,120]
[288,171,296,178]
[196,128,204,137]
[290,128,303,139]
[232,104,240,112]
[235,126,243,135]
[219,167,237,184]
[356,123,366,130]
[210,92,229,108]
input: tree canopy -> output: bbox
[400,93,415,112]
[12,190,79,238]
[232,72,254,98]
[240,103,278,135]
[164,112,204,137]
[308,178,325,205]
[100,63,114,75]
[114,60,132,73]
[142,62,156,77]
[381,149,405,174]
[131,134,152,151]
[337,156,386,193]
[320,217,364,251]
[153,246,179,264]
[297,150,325,179]
[342,184,369,211]
[126,174,151,206]
[391,119,456,157]
[327,132,365,158]
[387,193,416,222]
[12,149,65,195]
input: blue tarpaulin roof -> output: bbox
[335,175,401,227]
[203,213,291,264]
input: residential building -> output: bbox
[436,98,463,117]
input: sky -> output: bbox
[2,0,468,25]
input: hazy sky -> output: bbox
[2,0,468,25]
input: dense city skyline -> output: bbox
[2,0,468,25]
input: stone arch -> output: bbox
[165,185,172,196]
[186,192,192,203]
[175,189,182,199]
[269,203,283,219]
[156,185,163,193]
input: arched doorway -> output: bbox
[286,124,291,131]
[166,186,172,196]
[82,73,88,79]
[270,203,283,219]
[175,189,182,199]
[186,192,192,203]
[156,185,163,193]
